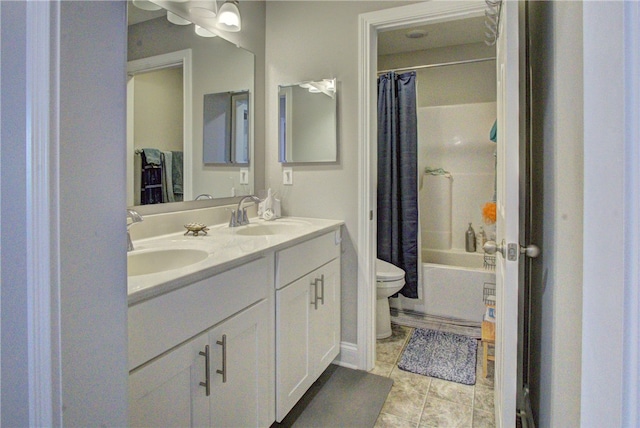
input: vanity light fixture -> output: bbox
[195,24,217,37]
[189,0,218,19]
[167,11,191,25]
[299,79,336,98]
[216,0,241,32]
[132,0,162,11]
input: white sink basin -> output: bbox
[233,220,310,236]
[128,248,209,277]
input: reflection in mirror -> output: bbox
[279,79,337,163]
[203,91,249,164]
[127,6,255,208]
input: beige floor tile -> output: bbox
[473,385,495,413]
[370,360,395,378]
[380,368,431,424]
[419,396,473,428]
[428,378,474,407]
[376,324,412,363]
[472,408,495,428]
[375,412,419,428]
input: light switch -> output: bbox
[239,168,249,185]
[283,168,293,185]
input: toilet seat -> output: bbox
[376,258,405,282]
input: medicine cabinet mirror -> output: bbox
[203,91,250,164]
[278,78,337,163]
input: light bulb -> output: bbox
[195,25,217,38]
[167,11,191,26]
[216,1,241,32]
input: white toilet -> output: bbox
[376,258,406,339]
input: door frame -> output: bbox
[357,1,488,370]
[126,49,193,205]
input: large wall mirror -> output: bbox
[279,79,337,163]
[127,4,255,208]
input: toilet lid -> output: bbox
[376,258,405,281]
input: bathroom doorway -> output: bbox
[358,2,525,427]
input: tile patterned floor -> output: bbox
[372,324,495,428]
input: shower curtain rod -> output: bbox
[377,57,496,75]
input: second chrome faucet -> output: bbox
[229,195,261,227]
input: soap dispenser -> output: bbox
[465,223,476,252]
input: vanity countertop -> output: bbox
[127,216,343,306]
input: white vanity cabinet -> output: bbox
[128,257,274,428]
[275,231,341,421]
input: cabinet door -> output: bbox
[209,299,272,428]
[129,333,209,428]
[275,273,313,421]
[310,258,341,375]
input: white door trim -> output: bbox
[357,1,486,371]
[25,0,61,425]
[624,3,640,424]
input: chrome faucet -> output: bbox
[126,209,144,251]
[195,194,213,200]
[229,195,261,227]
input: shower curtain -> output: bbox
[377,71,419,298]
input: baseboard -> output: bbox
[333,341,360,370]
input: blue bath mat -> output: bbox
[398,328,478,385]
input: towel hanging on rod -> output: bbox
[484,0,503,46]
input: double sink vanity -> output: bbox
[127,212,343,426]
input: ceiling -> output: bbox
[377,16,487,56]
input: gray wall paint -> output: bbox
[59,2,129,425]
[265,1,416,344]
[529,2,584,426]
[1,2,30,425]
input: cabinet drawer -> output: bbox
[276,231,340,289]
[129,256,272,370]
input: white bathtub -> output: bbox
[390,249,495,323]
[422,249,495,322]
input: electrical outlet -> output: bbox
[283,168,293,185]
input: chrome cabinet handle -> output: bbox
[311,279,318,310]
[317,275,325,306]
[199,345,210,396]
[216,334,227,383]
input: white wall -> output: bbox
[1,2,30,424]
[58,2,130,425]
[379,42,496,107]
[265,1,416,345]
[529,2,584,426]
[133,67,184,152]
